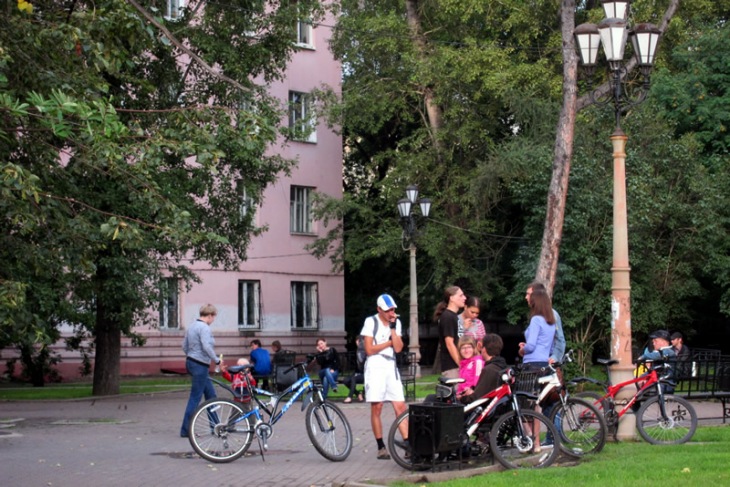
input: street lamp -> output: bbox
[574,0,661,439]
[397,184,431,377]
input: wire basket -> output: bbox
[513,369,541,395]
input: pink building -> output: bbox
[151,12,345,376]
[2,5,345,380]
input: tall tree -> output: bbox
[0,0,321,393]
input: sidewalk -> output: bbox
[0,391,436,487]
[0,391,725,487]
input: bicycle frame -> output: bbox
[597,367,666,420]
[216,363,324,442]
[463,371,536,437]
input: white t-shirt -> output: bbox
[360,314,401,369]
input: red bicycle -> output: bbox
[570,352,697,445]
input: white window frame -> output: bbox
[165,0,186,21]
[159,277,180,329]
[238,280,262,329]
[288,91,317,143]
[290,185,314,234]
[296,18,314,48]
[236,179,257,221]
[291,282,319,329]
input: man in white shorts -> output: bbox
[361,294,408,460]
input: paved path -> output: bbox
[0,391,428,487]
[0,391,726,487]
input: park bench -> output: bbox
[673,351,730,423]
[332,350,417,402]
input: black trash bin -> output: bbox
[409,403,464,456]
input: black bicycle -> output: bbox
[188,360,353,463]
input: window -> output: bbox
[296,19,313,47]
[290,185,314,234]
[165,0,185,20]
[159,278,180,329]
[236,99,261,136]
[238,280,261,329]
[291,282,318,329]
[236,179,257,220]
[288,91,316,143]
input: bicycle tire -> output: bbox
[188,398,254,463]
[636,395,697,445]
[388,410,453,471]
[489,409,560,469]
[574,391,608,413]
[550,397,607,457]
[305,400,353,461]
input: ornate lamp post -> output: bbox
[397,185,431,377]
[574,0,661,439]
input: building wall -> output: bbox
[0,11,345,381]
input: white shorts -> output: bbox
[364,364,404,403]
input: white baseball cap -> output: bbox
[377,294,397,311]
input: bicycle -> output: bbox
[187,359,353,463]
[531,350,607,457]
[388,367,561,470]
[570,349,698,445]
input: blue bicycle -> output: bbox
[188,360,353,463]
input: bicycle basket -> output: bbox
[514,370,540,395]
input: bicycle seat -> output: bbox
[228,364,254,374]
[597,358,619,366]
[439,377,465,386]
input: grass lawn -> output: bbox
[390,425,730,487]
[0,376,191,400]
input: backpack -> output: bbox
[356,316,378,369]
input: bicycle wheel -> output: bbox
[388,410,455,471]
[489,410,560,469]
[550,397,607,456]
[305,400,353,461]
[188,398,254,463]
[574,391,608,414]
[636,395,697,445]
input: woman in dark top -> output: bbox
[314,337,339,399]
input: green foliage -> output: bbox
[653,24,730,155]
[0,1,317,393]
[320,0,730,353]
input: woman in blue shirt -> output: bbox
[519,287,557,369]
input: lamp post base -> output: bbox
[611,366,638,440]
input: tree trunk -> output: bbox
[536,0,578,296]
[404,0,444,148]
[92,312,121,395]
[92,270,121,396]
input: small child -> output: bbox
[221,358,257,403]
[457,336,484,396]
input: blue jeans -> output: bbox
[180,358,217,437]
[318,368,339,399]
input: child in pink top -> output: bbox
[457,337,484,395]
